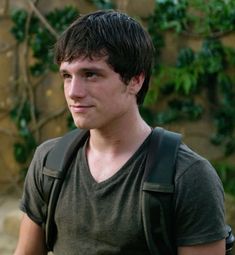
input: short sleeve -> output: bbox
[174,158,227,246]
[20,138,59,226]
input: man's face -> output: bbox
[60,56,141,130]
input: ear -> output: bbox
[128,72,145,95]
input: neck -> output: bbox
[85,108,152,183]
[88,112,151,155]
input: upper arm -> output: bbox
[14,213,47,255]
[178,239,225,255]
[174,156,226,246]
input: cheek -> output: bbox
[63,84,70,100]
[104,94,130,115]
[63,84,67,95]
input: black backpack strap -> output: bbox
[142,127,182,255]
[42,128,89,251]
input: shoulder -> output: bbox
[37,136,61,152]
[20,137,62,226]
[175,143,219,182]
[34,137,61,161]
[26,137,62,179]
[173,143,226,245]
[22,137,62,201]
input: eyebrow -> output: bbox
[59,69,68,74]
[59,67,106,74]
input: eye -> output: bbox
[61,73,72,80]
[85,71,97,78]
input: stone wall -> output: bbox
[0,0,157,186]
[0,1,235,253]
[0,0,234,184]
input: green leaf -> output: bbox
[67,114,76,130]
[10,9,28,42]
[155,109,179,124]
[225,139,235,156]
[91,0,116,9]
[176,48,195,68]
[14,143,28,164]
[175,70,197,94]
[139,106,155,125]
[30,62,46,76]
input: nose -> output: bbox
[68,77,86,99]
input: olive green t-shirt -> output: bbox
[20,132,226,254]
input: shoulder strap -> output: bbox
[142,127,182,255]
[42,126,181,252]
[42,128,89,251]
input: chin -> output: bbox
[71,116,89,129]
[74,123,89,130]
[73,120,94,130]
[72,115,105,130]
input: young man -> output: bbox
[14,10,226,255]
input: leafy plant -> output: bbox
[146,0,235,156]
[7,0,235,190]
[9,6,79,176]
[155,98,203,124]
[10,101,37,168]
[11,6,79,76]
[91,0,116,9]
[214,162,235,196]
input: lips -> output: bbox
[70,104,93,113]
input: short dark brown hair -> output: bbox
[54,10,154,105]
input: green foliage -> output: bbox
[11,9,28,42]
[8,1,235,190]
[11,6,79,76]
[9,6,79,174]
[199,39,225,73]
[214,162,235,196]
[155,98,203,124]
[193,0,235,35]
[150,0,235,36]
[67,114,77,131]
[146,0,235,156]
[10,101,37,165]
[91,0,116,9]
[139,106,155,126]
[151,0,188,33]
[145,0,235,193]
[176,47,195,68]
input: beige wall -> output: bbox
[0,0,234,187]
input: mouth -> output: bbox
[70,104,93,113]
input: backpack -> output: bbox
[42,127,234,254]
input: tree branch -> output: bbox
[0,127,18,138]
[22,0,40,141]
[26,0,59,39]
[33,107,67,131]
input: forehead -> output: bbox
[59,56,111,72]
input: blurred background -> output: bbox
[0,0,235,254]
